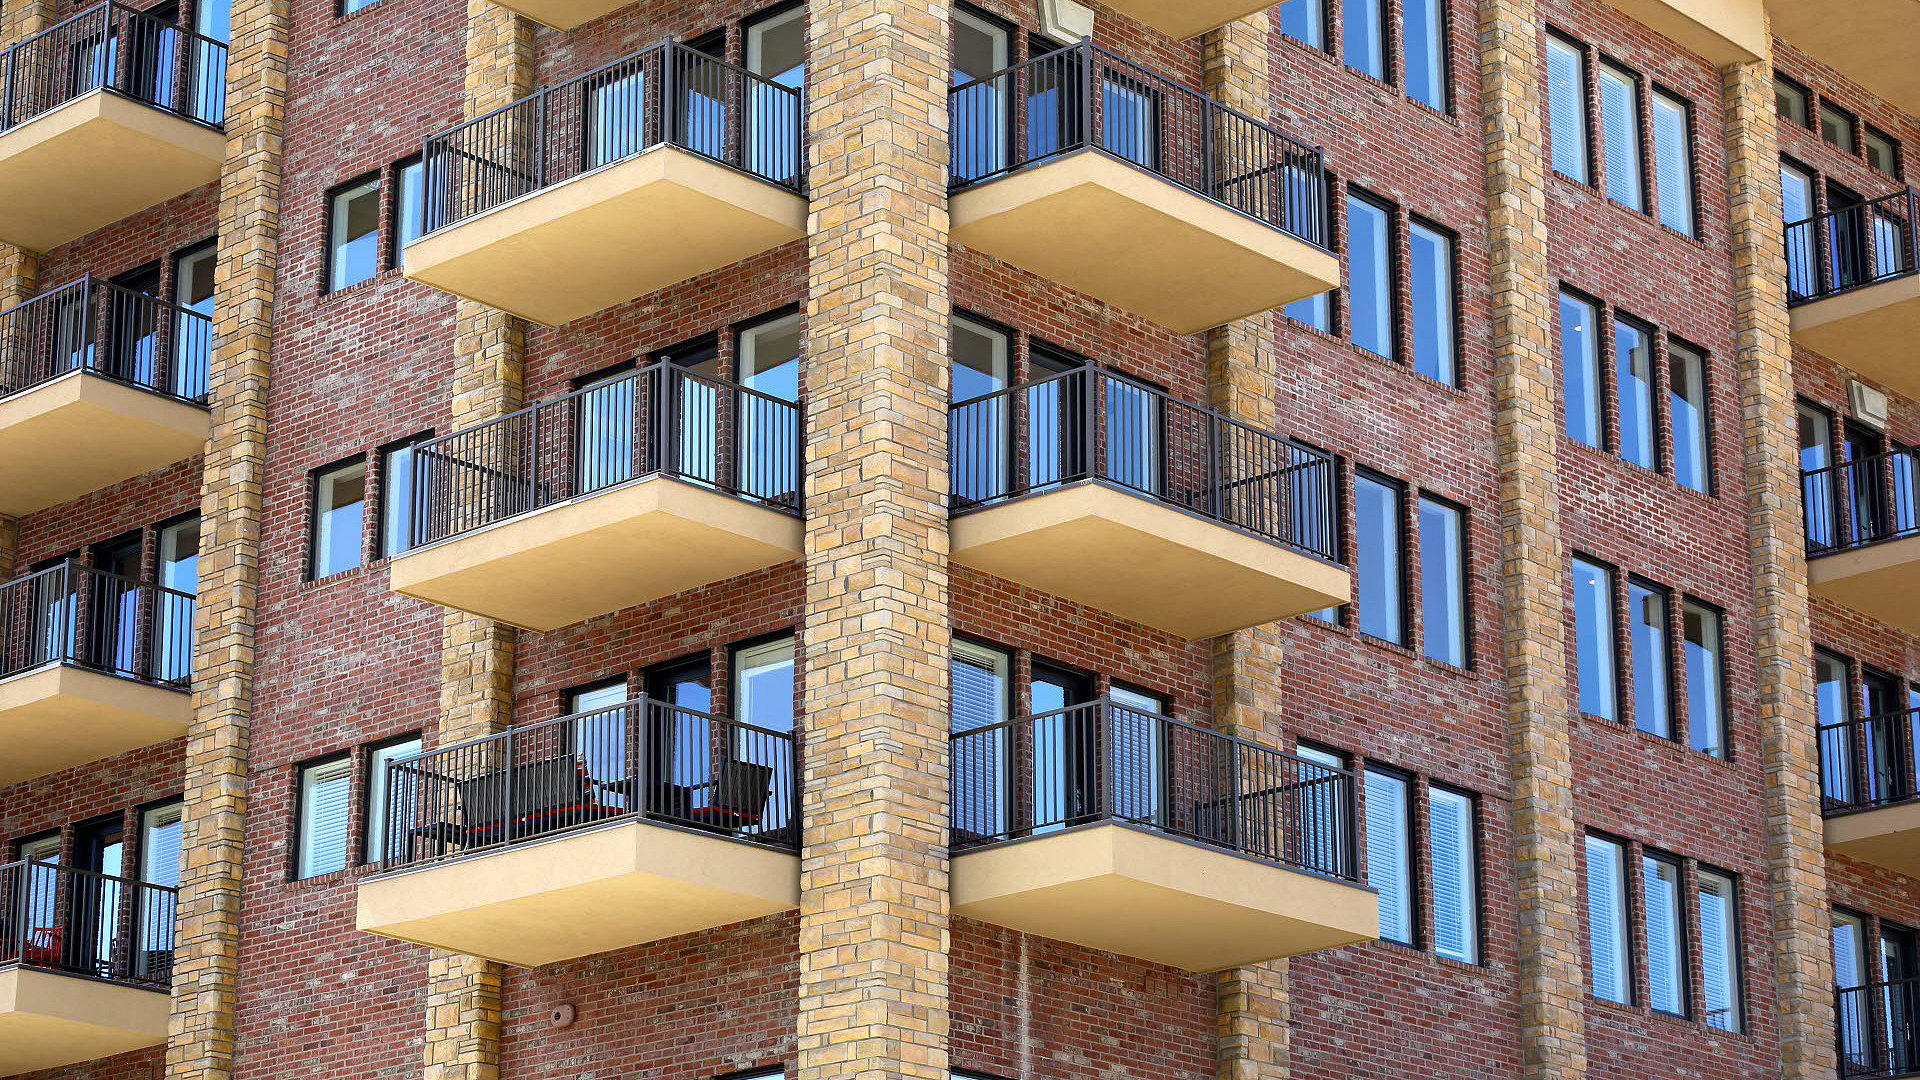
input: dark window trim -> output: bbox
[292,750,353,880]
[1679,594,1730,759]
[1558,284,1611,453]
[1595,55,1649,212]
[1364,759,1421,949]
[1647,81,1698,237]
[1774,73,1813,129]
[1572,551,1624,723]
[1641,845,1692,1018]
[1416,489,1472,669]
[386,153,423,271]
[1864,123,1903,178]
[1544,26,1594,184]
[374,430,434,560]
[1583,827,1637,1006]
[1344,185,1403,363]
[1665,332,1715,496]
[323,170,383,294]
[358,730,423,866]
[1695,858,1747,1033]
[308,453,368,581]
[1407,212,1461,387]
[1625,573,1678,744]
[1353,466,1410,647]
[1427,779,1484,966]
[1819,99,1859,150]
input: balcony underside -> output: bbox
[389,474,803,632]
[485,0,620,29]
[1827,801,1920,878]
[0,371,209,516]
[0,968,170,1078]
[0,90,224,252]
[949,483,1349,639]
[1808,537,1920,635]
[949,151,1341,336]
[1099,0,1288,40]
[1791,277,1920,398]
[356,817,800,968]
[403,146,807,328]
[1769,0,1920,116]
[0,665,191,786]
[951,823,1377,972]
[1600,0,1766,64]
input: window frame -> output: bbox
[1345,186,1400,363]
[1559,287,1606,451]
[324,171,383,294]
[1364,763,1418,948]
[294,752,354,880]
[309,455,369,580]
[1865,124,1902,179]
[1820,99,1858,154]
[1427,782,1481,965]
[1681,597,1729,759]
[388,153,425,270]
[376,431,434,560]
[1611,311,1663,474]
[1641,847,1691,1018]
[1596,57,1647,212]
[1774,74,1812,129]
[1407,214,1460,387]
[1353,468,1409,646]
[1416,491,1470,668]
[1696,862,1745,1033]
[1648,84,1697,236]
[1626,573,1676,742]
[1545,29,1593,184]
[1572,553,1622,723]
[362,732,422,867]
[1666,335,1714,495]
[1584,830,1635,1005]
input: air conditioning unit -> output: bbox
[1850,379,1890,432]
[1039,0,1094,44]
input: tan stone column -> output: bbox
[421,7,531,1080]
[1478,2,1586,1078]
[795,1,954,1079]
[1199,15,1293,1080]
[165,0,288,1076]
[1720,40,1835,1080]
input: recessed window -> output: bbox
[1408,220,1457,386]
[1820,101,1857,153]
[1643,852,1689,1016]
[1343,0,1387,80]
[1683,600,1726,758]
[1279,0,1325,49]
[339,0,381,15]
[1585,833,1632,1004]
[379,435,431,559]
[1428,785,1478,963]
[1403,0,1447,110]
[1365,767,1414,946]
[1668,340,1711,493]
[364,737,421,864]
[1560,291,1603,449]
[1614,316,1657,471]
[1698,868,1743,1031]
[1598,61,1644,210]
[1347,192,1395,360]
[391,155,425,268]
[312,458,367,579]
[326,176,381,292]
[1546,34,1591,183]
[1354,472,1406,644]
[1650,90,1695,235]
[1866,126,1901,177]
[1418,495,1467,666]
[1774,76,1810,127]
[1572,556,1618,721]
[297,755,353,879]
[1628,577,1672,739]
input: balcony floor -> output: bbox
[0,968,170,1078]
[1809,536,1920,636]
[0,665,191,786]
[1828,801,1920,878]
[0,370,209,516]
[1791,276,1920,399]
[951,822,1377,972]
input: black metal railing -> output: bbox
[1839,976,1920,1079]
[378,696,798,870]
[421,38,804,234]
[0,858,176,987]
[949,40,1329,248]
[0,276,212,405]
[0,561,194,686]
[0,1,225,132]
[1820,707,1920,817]
[950,366,1340,562]
[950,699,1361,881]
[408,361,800,547]
[1802,447,1920,557]
[1785,189,1919,306]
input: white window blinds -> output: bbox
[1429,787,1478,963]
[1643,855,1686,1014]
[1366,769,1414,945]
[1599,63,1643,210]
[298,756,353,879]
[1698,869,1741,1032]
[1546,37,1589,181]
[1586,834,1630,1003]
[1651,91,1694,235]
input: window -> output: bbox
[952,638,1013,840]
[1560,291,1602,448]
[1343,0,1386,80]
[1572,556,1618,721]
[1429,786,1478,963]
[311,459,367,578]
[171,241,215,400]
[364,736,420,865]
[1418,495,1467,666]
[1815,649,1855,806]
[1403,0,1447,111]
[1279,0,1325,49]
[1598,62,1644,210]
[1546,34,1590,182]
[1781,161,1819,299]
[1585,833,1631,1003]
[734,634,797,833]
[1650,90,1694,235]
[1821,101,1857,153]
[1866,126,1901,177]
[1698,868,1742,1032]
[297,755,353,879]
[1668,340,1710,493]
[339,0,381,15]
[1614,316,1657,471]
[1683,601,1727,758]
[391,155,424,269]
[1408,219,1457,386]
[379,434,430,559]
[1628,577,1671,740]
[326,176,381,292]
[1355,472,1405,644]
[1365,767,1414,946]
[1775,76,1810,128]
[1643,852,1688,1016]
[1347,192,1395,360]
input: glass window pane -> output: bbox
[1816,650,1855,805]
[1774,78,1809,127]
[1651,91,1694,235]
[171,244,214,400]
[1279,0,1324,49]
[1429,786,1478,963]
[1343,0,1385,79]
[394,158,424,267]
[1866,128,1901,177]
[298,756,353,879]
[1365,769,1413,945]
[1419,496,1466,666]
[365,738,420,864]
[1643,855,1687,1015]
[1599,63,1643,210]
[1615,318,1656,470]
[1585,834,1631,1003]
[952,640,1012,841]
[1404,0,1446,110]
[1630,579,1672,739]
[1573,557,1618,721]
[313,461,366,578]
[1782,164,1819,300]
[1683,601,1726,758]
[328,178,380,292]
[1286,290,1331,331]
[1669,342,1710,493]
[1561,292,1602,448]
[1546,36,1589,182]
[1348,194,1394,360]
[1698,869,1742,1032]
[1409,222,1456,385]
[1821,103,1856,153]
[1356,474,1404,644]
[381,442,419,559]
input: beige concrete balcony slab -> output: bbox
[1827,802,1920,878]
[0,665,190,786]
[483,0,619,29]
[357,817,800,967]
[0,967,170,1078]
[948,483,1350,640]
[950,823,1377,972]
[0,370,209,516]
[403,146,807,328]
[0,90,225,252]
[389,475,803,632]
[949,151,1341,335]
[1601,0,1766,64]
[1791,276,1920,398]
[1808,537,1920,635]
[1769,0,1920,116]
[1101,0,1294,40]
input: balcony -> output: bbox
[0,278,212,515]
[0,859,175,1077]
[357,698,798,967]
[949,700,1375,971]
[1770,0,1920,118]
[1096,0,1300,41]
[0,562,193,786]
[388,362,802,631]
[948,43,1339,335]
[948,367,1348,639]
[0,3,226,251]
[1837,976,1920,1080]
[405,42,807,327]
[1802,449,1920,634]
[1820,706,1920,878]
[1598,0,1765,64]
[1786,192,1920,396]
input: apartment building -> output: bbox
[0,0,1913,1076]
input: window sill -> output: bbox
[1584,992,1756,1043]
[1281,318,1473,399]
[1577,711,1743,774]
[318,267,406,304]
[281,861,379,892]
[1560,436,1719,504]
